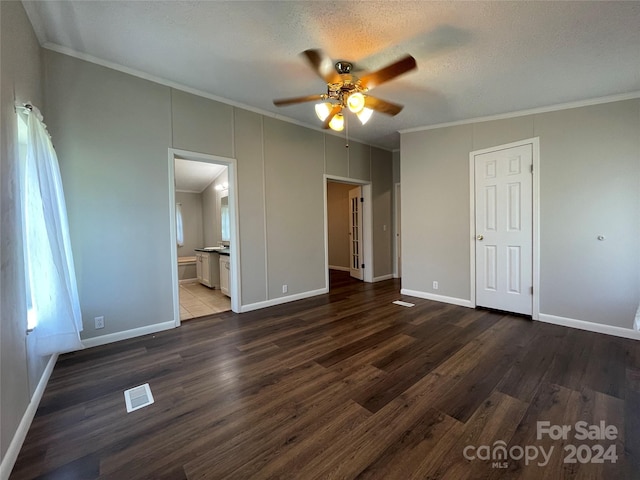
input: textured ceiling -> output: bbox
[23,1,640,149]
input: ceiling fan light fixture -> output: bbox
[274,49,417,132]
[329,113,345,131]
[356,107,373,125]
[315,102,332,121]
[347,92,365,113]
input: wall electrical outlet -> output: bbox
[95,316,105,329]
[433,281,439,290]
[282,284,288,294]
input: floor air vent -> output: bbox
[124,383,154,413]
[392,300,415,307]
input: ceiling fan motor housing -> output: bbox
[325,62,365,108]
[334,61,352,74]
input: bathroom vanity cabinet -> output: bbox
[195,250,220,288]
[219,254,230,297]
[195,247,230,293]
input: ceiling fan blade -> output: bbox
[364,96,404,116]
[359,55,417,90]
[273,94,325,106]
[302,49,341,84]
[323,105,343,129]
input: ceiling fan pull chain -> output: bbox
[345,113,349,148]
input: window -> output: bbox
[176,203,184,247]
[18,104,83,355]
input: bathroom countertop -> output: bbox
[194,247,230,256]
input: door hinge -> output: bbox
[360,197,364,202]
[362,264,365,269]
[530,164,533,174]
[530,286,533,295]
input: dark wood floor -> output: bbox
[11,271,640,479]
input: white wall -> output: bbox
[44,51,175,340]
[0,0,49,469]
[372,147,393,278]
[392,150,400,184]
[41,49,395,340]
[264,117,326,299]
[402,125,474,301]
[401,99,640,331]
[234,109,268,305]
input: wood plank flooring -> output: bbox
[11,271,640,479]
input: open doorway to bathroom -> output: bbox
[169,149,240,325]
[324,176,373,290]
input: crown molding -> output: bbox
[399,91,640,134]
[41,43,392,152]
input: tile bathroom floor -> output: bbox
[179,282,231,320]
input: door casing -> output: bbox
[469,138,540,320]
[168,148,241,325]
[323,175,373,286]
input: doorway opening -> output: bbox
[469,138,540,319]
[324,175,373,290]
[169,148,241,326]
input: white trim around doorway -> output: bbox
[168,148,242,325]
[323,175,374,288]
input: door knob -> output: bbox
[476,234,484,241]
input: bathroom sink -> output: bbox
[203,246,223,251]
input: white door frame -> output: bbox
[394,182,401,279]
[168,148,241,326]
[469,137,540,320]
[323,175,373,287]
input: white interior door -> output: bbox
[475,144,533,315]
[349,186,364,280]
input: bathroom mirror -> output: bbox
[220,194,230,242]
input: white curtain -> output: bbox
[176,203,184,247]
[22,105,84,356]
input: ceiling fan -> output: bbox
[273,49,417,132]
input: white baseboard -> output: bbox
[373,274,394,282]
[328,265,350,272]
[1,353,58,480]
[240,287,329,313]
[178,278,198,285]
[400,288,474,308]
[537,313,640,341]
[81,321,176,349]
